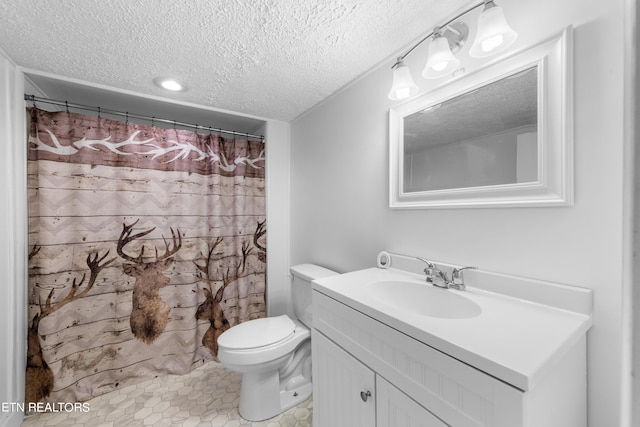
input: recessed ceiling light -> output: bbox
[153,77,186,92]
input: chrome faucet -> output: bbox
[449,266,477,291]
[416,258,476,291]
[416,257,442,287]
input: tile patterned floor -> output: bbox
[21,362,312,427]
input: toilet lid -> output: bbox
[218,315,296,350]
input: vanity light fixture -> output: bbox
[422,25,463,79]
[388,0,517,100]
[388,59,420,101]
[469,1,518,58]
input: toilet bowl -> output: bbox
[217,264,338,421]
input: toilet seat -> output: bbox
[218,315,296,350]
[217,316,310,366]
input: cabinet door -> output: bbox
[377,376,448,427]
[312,330,376,427]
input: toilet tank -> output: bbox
[290,264,339,327]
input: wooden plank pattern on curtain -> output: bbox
[25,108,266,404]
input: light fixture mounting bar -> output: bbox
[391,0,487,69]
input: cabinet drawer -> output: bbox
[313,291,524,427]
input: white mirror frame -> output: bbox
[389,27,573,209]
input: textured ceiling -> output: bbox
[0,0,469,122]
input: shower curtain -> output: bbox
[25,107,267,404]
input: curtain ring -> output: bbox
[151,116,155,127]
[173,120,177,130]
[97,106,101,120]
[31,95,36,109]
[65,101,69,113]
[125,111,129,125]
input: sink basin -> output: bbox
[368,280,482,319]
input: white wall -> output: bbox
[263,120,293,317]
[630,0,639,422]
[291,0,630,425]
[0,50,27,427]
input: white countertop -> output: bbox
[312,267,593,391]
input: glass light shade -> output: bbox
[422,35,460,79]
[388,61,419,101]
[469,3,517,58]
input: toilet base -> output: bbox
[238,370,312,421]
[279,380,312,414]
[218,321,314,422]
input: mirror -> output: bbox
[389,27,573,208]
[403,67,537,192]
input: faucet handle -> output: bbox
[451,266,477,285]
[416,257,441,285]
[416,257,436,269]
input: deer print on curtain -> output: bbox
[117,220,182,344]
[193,219,266,357]
[26,107,266,404]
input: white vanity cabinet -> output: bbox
[312,288,588,427]
[312,330,446,427]
[311,330,376,426]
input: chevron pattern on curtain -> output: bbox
[25,107,266,404]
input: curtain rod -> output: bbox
[24,94,265,141]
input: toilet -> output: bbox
[217,263,339,421]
